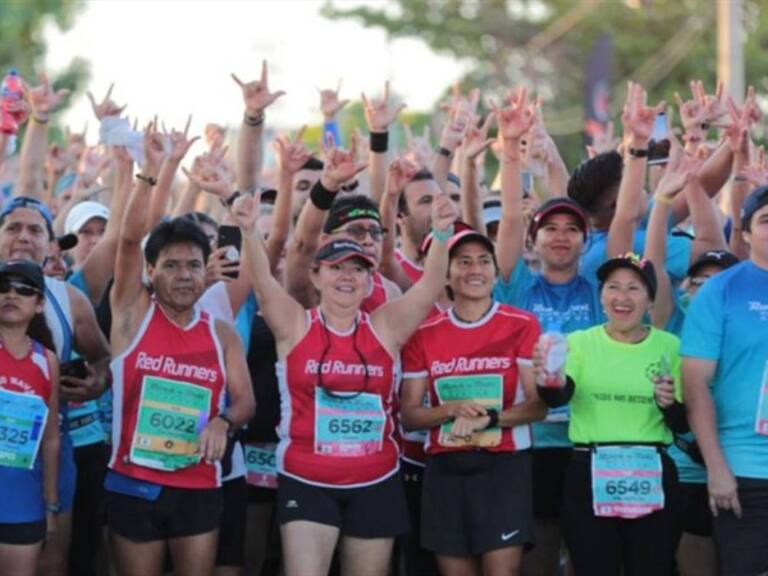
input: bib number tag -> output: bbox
[591,446,664,518]
[0,389,48,470]
[244,442,278,488]
[130,376,211,471]
[314,390,385,457]
[754,362,768,436]
[435,374,503,448]
[68,401,105,447]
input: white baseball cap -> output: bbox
[65,201,110,235]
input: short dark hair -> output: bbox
[567,151,623,215]
[398,168,435,215]
[182,211,219,232]
[301,157,324,171]
[144,217,212,266]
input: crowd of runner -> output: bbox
[0,63,766,576]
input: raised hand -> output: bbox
[403,124,434,167]
[622,81,664,146]
[321,136,368,190]
[654,153,701,203]
[489,86,536,143]
[167,115,200,162]
[231,61,286,115]
[230,192,259,233]
[86,83,126,120]
[182,151,232,199]
[361,81,407,132]
[26,73,70,122]
[205,246,240,286]
[431,192,458,234]
[273,127,312,174]
[142,120,167,174]
[45,144,76,178]
[587,121,620,158]
[738,146,768,187]
[463,113,496,161]
[385,157,420,199]
[78,146,113,189]
[319,79,349,120]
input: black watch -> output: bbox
[437,146,454,158]
[627,147,649,158]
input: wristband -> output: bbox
[220,190,242,208]
[136,173,157,186]
[627,147,648,158]
[309,179,338,210]
[46,502,62,514]
[244,111,265,127]
[369,131,389,153]
[483,409,499,430]
[733,175,748,183]
[431,225,454,242]
[437,146,454,158]
[656,194,674,205]
[216,413,236,439]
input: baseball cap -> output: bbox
[528,197,589,241]
[596,252,657,301]
[65,201,110,235]
[57,233,78,252]
[0,196,54,234]
[314,240,376,268]
[447,228,496,257]
[687,250,739,278]
[323,203,381,234]
[740,185,768,231]
[0,260,45,292]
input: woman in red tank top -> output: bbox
[231,161,456,576]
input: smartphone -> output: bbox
[60,358,87,381]
[217,225,242,280]
[648,112,670,166]
[521,171,533,198]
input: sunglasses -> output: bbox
[0,280,41,297]
[335,225,388,242]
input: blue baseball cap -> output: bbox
[0,196,54,236]
[741,185,768,231]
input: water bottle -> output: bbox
[540,323,568,388]
[1,69,26,135]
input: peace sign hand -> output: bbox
[86,83,126,120]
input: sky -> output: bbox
[45,0,468,141]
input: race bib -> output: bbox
[0,389,48,470]
[591,446,664,518]
[314,390,386,457]
[754,362,768,436]
[244,442,277,489]
[435,374,503,448]
[68,401,105,448]
[130,376,211,471]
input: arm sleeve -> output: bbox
[537,375,575,408]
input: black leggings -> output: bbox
[562,449,683,576]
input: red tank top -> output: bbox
[277,308,399,487]
[395,248,424,283]
[402,303,541,455]
[0,341,52,401]
[360,271,389,314]
[109,302,227,488]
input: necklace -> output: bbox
[452,301,494,324]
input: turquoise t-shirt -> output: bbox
[681,261,768,479]
[493,259,604,448]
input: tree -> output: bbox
[323,0,768,167]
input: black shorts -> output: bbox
[532,447,572,520]
[248,484,278,504]
[0,520,46,545]
[277,472,409,538]
[422,450,534,556]
[106,485,223,542]
[679,482,712,537]
[215,477,247,567]
[713,477,768,576]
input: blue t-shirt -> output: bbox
[581,229,692,286]
[681,260,768,479]
[493,260,604,448]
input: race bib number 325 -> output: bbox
[0,389,48,470]
[130,376,211,471]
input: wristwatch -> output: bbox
[217,413,236,438]
[627,147,648,158]
[46,502,62,514]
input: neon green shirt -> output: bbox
[566,325,681,444]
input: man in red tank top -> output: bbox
[106,123,255,576]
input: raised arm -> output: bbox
[285,140,367,307]
[362,81,406,205]
[434,97,472,192]
[232,61,285,192]
[460,113,495,234]
[607,82,663,258]
[492,87,536,282]
[230,193,306,354]
[372,193,456,353]
[17,74,70,199]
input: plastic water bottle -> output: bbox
[1,69,26,135]
[540,323,568,388]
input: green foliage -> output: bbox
[323,0,768,168]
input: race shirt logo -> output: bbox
[430,356,511,377]
[304,359,384,378]
[748,301,768,321]
[135,352,219,383]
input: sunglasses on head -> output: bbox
[0,280,41,297]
